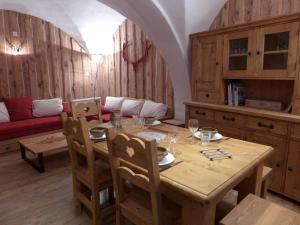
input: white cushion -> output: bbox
[140,100,168,118]
[104,96,125,111]
[0,102,10,123]
[32,98,63,117]
[121,99,144,116]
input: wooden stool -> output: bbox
[220,194,300,225]
[261,166,272,199]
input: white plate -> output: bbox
[193,131,223,141]
[159,153,175,166]
[136,131,167,141]
[145,120,161,126]
[89,133,106,141]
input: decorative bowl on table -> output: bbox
[157,146,168,162]
[144,117,156,125]
[89,127,105,138]
[198,127,218,136]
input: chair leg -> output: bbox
[115,207,125,225]
[74,179,83,215]
[108,186,115,204]
[261,179,268,199]
[92,189,101,225]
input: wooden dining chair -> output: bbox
[105,127,181,225]
[64,117,114,225]
[71,98,102,123]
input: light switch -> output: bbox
[12,31,18,37]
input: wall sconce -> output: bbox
[6,31,25,56]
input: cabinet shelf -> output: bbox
[229,53,248,57]
[264,50,288,55]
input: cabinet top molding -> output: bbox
[191,12,300,38]
[184,101,300,123]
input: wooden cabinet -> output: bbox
[257,22,299,78]
[192,35,222,103]
[223,22,299,79]
[285,141,300,200]
[246,132,286,192]
[223,30,256,77]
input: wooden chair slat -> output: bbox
[71,98,102,122]
[117,167,150,192]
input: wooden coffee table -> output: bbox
[19,132,68,173]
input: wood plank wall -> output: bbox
[98,19,174,108]
[210,0,300,30]
[0,10,174,108]
[0,10,98,101]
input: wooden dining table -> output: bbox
[92,121,274,225]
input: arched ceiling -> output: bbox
[0,0,125,54]
[0,0,227,118]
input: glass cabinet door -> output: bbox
[223,30,256,77]
[257,22,299,78]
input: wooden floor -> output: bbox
[1,151,300,225]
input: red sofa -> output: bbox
[0,103,71,142]
[0,103,128,142]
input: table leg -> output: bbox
[182,201,216,225]
[236,162,263,203]
[20,145,45,173]
[37,153,45,173]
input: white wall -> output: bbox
[185,0,226,35]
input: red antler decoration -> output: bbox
[122,39,152,72]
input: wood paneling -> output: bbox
[0,11,174,109]
[99,19,174,108]
[0,10,95,101]
[210,0,300,30]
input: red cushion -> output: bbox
[101,114,111,123]
[4,97,33,121]
[0,116,62,141]
[62,102,72,116]
[101,105,111,114]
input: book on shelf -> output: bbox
[227,81,245,106]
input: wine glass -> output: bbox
[188,119,199,144]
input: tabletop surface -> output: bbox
[93,122,273,202]
[19,132,67,154]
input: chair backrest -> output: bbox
[106,127,162,225]
[64,117,96,177]
[71,98,102,122]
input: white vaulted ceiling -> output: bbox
[0,0,125,54]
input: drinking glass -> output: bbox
[169,129,179,156]
[201,130,212,147]
[137,117,145,128]
[188,119,199,144]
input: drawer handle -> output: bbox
[288,167,293,172]
[5,146,11,150]
[276,163,281,168]
[196,111,206,116]
[223,116,235,122]
[205,94,210,98]
[258,122,274,129]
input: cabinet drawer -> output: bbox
[189,107,214,121]
[0,142,20,154]
[215,111,246,127]
[290,124,300,140]
[196,92,220,104]
[247,117,288,136]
